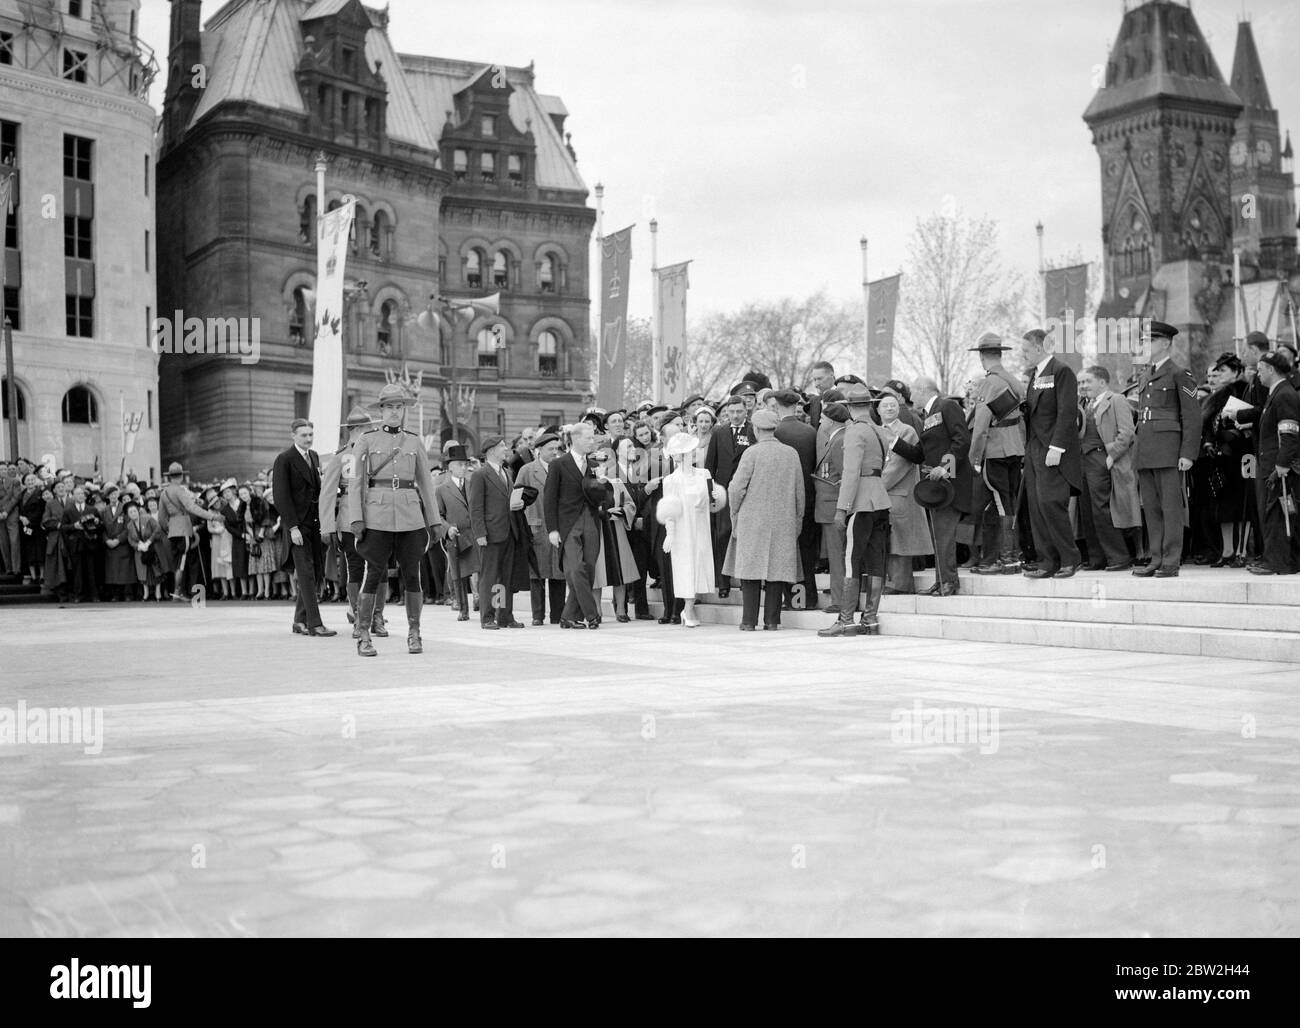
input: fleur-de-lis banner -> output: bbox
[656,261,691,407]
[308,198,356,454]
[866,274,901,385]
[1043,262,1088,371]
[596,225,634,410]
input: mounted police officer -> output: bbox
[346,383,444,656]
[320,405,386,633]
[967,333,1026,574]
[1132,321,1200,578]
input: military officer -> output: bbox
[966,333,1027,574]
[1238,350,1300,574]
[346,383,444,656]
[320,405,385,633]
[1132,321,1200,578]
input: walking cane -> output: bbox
[1282,475,1293,540]
[927,506,944,594]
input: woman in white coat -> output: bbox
[655,433,726,627]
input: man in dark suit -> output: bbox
[543,421,613,628]
[703,394,755,596]
[773,388,819,609]
[435,444,478,621]
[469,435,524,629]
[910,377,972,595]
[1018,328,1084,579]
[1130,321,1199,578]
[60,484,100,602]
[1233,350,1300,574]
[271,418,336,636]
[806,361,837,431]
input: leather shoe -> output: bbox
[1247,564,1278,575]
[616,614,631,623]
[1104,561,1132,572]
[1053,565,1080,579]
[587,619,601,629]
[717,587,730,599]
[818,621,863,638]
[504,620,526,629]
[739,623,756,631]
[1131,565,1157,577]
[822,605,841,614]
[1023,568,1057,579]
[481,622,500,630]
[532,618,544,626]
[456,611,469,622]
[762,623,780,631]
[307,626,337,637]
[560,618,586,629]
[938,583,960,597]
[1154,567,1179,578]
[635,613,656,621]
[292,622,309,635]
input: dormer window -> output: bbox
[508,154,522,185]
[480,152,495,183]
[453,150,467,181]
[481,115,497,137]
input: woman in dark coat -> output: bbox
[101,486,138,599]
[1194,353,1251,566]
[18,474,47,583]
[218,480,249,597]
[124,500,161,599]
[41,479,69,599]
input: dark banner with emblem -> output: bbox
[867,274,901,385]
[1043,262,1088,372]
[596,225,634,410]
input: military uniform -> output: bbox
[1133,355,1200,575]
[968,358,1026,572]
[320,406,385,632]
[1254,374,1300,573]
[346,386,444,655]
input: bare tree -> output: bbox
[895,211,1028,394]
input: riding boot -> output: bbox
[356,592,377,656]
[371,591,389,636]
[530,580,545,623]
[345,581,359,625]
[999,516,1021,572]
[405,591,423,654]
[859,576,884,635]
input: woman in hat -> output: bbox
[101,484,138,601]
[656,431,726,627]
[123,500,156,600]
[18,472,47,586]
[243,483,278,598]
[693,405,717,441]
[589,442,642,620]
[143,495,173,599]
[877,393,932,593]
[219,478,250,598]
[1194,353,1252,567]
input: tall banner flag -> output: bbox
[866,274,901,384]
[309,199,356,454]
[656,261,691,407]
[1043,262,1088,371]
[596,226,634,410]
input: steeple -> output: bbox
[1230,20,1271,113]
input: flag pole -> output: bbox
[859,236,869,379]
[1,169,17,463]
[651,219,660,405]
[593,182,605,404]
[1035,221,1046,323]
[1233,247,1244,355]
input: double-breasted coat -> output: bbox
[723,437,805,583]
[1084,389,1141,529]
[434,475,480,577]
[101,500,138,586]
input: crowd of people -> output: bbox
[2,322,1296,644]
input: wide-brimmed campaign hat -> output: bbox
[968,332,1012,353]
[664,433,700,458]
[842,384,882,406]
[914,477,956,509]
[344,405,374,428]
[165,461,186,478]
[375,383,418,407]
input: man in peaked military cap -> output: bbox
[1131,321,1200,578]
[347,383,445,656]
[320,404,385,632]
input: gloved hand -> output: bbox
[351,520,364,543]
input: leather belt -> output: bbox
[369,478,416,489]
[1140,411,1178,424]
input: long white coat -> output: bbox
[657,466,717,595]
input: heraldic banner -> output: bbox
[656,261,691,407]
[1043,262,1088,371]
[866,274,901,385]
[596,226,634,410]
[309,199,356,455]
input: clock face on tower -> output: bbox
[1230,140,1249,166]
[1256,139,1274,165]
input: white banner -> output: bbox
[309,200,356,455]
[1240,281,1286,340]
[656,261,691,407]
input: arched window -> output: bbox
[299,194,316,244]
[477,326,502,368]
[480,152,495,183]
[62,386,97,424]
[1,378,25,420]
[351,203,367,256]
[538,330,559,378]
[291,286,311,345]
[453,149,467,181]
[538,254,558,293]
[370,210,389,257]
[466,249,483,288]
[492,251,509,289]
[377,299,398,355]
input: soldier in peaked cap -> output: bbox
[320,404,384,632]
[1131,321,1200,578]
[346,383,445,656]
[967,333,1027,574]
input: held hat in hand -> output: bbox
[913,477,956,509]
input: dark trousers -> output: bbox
[1138,466,1185,571]
[975,457,1022,562]
[358,529,425,594]
[531,579,567,622]
[66,537,95,599]
[561,508,601,622]
[290,528,324,628]
[741,579,784,627]
[928,504,961,586]
[340,531,365,586]
[1024,442,1080,570]
[712,507,732,590]
[628,577,652,617]
[478,536,517,625]
[786,515,819,609]
[1259,476,1300,573]
[1081,450,1130,566]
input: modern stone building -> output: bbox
[157,0,594,478]
[1084,1,1296,380]
[0,0,159,477]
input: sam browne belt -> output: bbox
[369,478,417,489]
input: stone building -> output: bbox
[0,0,159,477]
[1083,1,1296,380]
[157,0,594,478]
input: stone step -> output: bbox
[912,568,1300,606]
[628,598,1300,663]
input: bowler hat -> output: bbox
[913,477,955,509]
[445,444,469,463]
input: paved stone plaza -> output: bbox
[1,601,1297,937]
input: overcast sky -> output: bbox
[140,0,1300,321]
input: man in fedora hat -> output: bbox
[470,434,530,630]
[321,404,382,632]
[1131,321,1199,578]
[1018,328,1083,579]
[967,333,1027,575]
[158,460,222,601]
[906,377,971,595]
[435,443,478,621]
[773,388,819,609]
[517,431,567,624]
[347,384,444,654]
[704,393,756,597]
[273,419,337,636]
[543,420,614,629]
